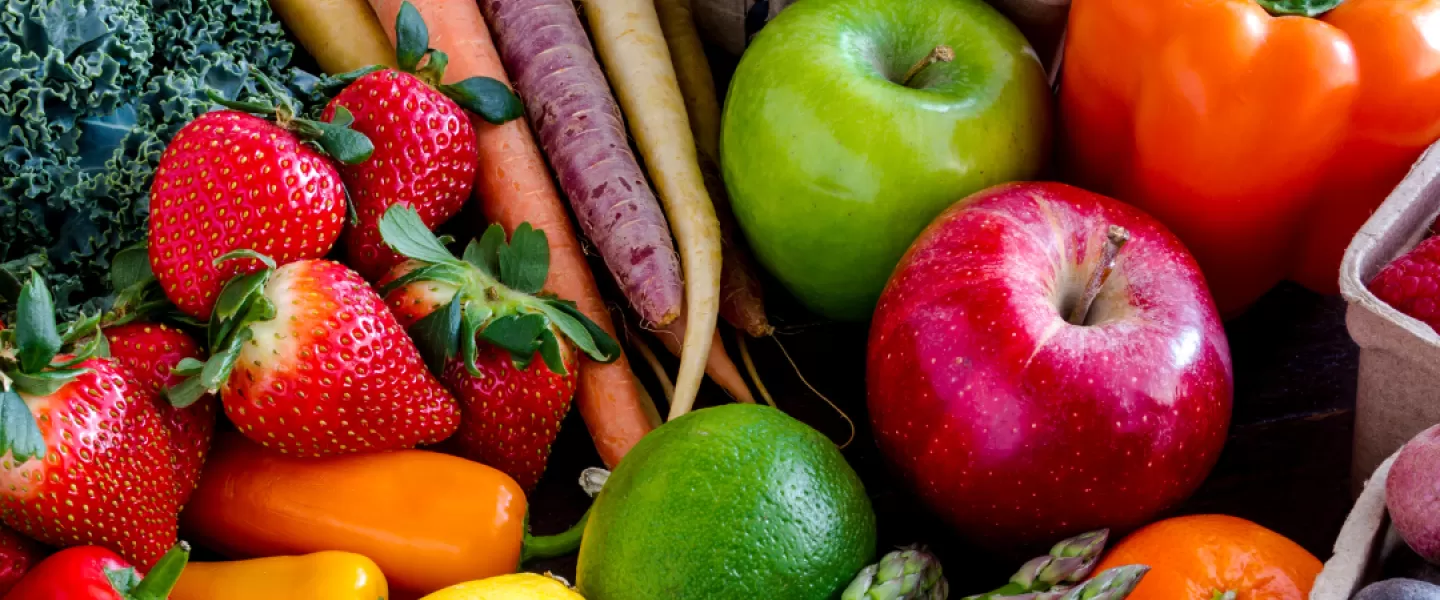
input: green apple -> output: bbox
[720,0,1051,321]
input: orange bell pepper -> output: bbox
[1059,0,1440,315]
[180,433,526,598]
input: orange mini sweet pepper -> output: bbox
[180,433,586,599]
[1059,0,1440,314]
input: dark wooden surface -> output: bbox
[526,280,1361,591]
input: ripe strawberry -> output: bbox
[148,81,375,321]
[0,525,46,595]
[441,344,577,490]
[104,323,216,503]
[323,1,522,281]
[0,274,188,569]
[1370,235,1440,332]
[378,205,619,490]
[170,257,460,457]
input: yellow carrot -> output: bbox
[655,0,721,161]
[581,0,724,419]
[656,0,773,338]
[268,0,397,74]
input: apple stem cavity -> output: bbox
[1067,225,1131,326]
[901,45,956,88]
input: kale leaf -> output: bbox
[0,0,326,319]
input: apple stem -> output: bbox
[1067,225,1130,326]
[901,45,956,87]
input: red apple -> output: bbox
[867,182,1232,549]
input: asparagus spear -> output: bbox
[962,530,1110,599]
[843,546,950,600]
[999,565,1152,600]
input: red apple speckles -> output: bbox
[867,182,1233,550]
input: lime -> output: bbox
[576,404,877,599]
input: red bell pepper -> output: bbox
[1059,0,1440,315]
[0,525,47,595]
[5,542,188,600]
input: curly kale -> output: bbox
[0,0,327,317]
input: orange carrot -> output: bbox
[367,0,654,468]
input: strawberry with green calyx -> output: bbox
[148,69,374,322]
[0,273,190,569]
[378,205,619,490]
[167,252,461,457]
[54,246,218,505]
[323,0,525,282]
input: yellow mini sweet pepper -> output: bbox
[170,551,387,600]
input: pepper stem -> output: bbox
[1253,0,1343,17]
[522,509,591,564]
[1067,225,1130,326]
[901,45,955,87]
[128,541,191,600]
[1210,591,1238,600]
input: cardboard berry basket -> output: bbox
[1310,452,1401,600]
[1339,141,1440,491]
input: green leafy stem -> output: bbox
[0,271,114,463]
[208,68,375,165]
[328,0,524,125]
[378,204,620,377]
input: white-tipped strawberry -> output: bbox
[168,252,460,457]
[377,206,619,489]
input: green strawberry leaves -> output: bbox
[207,69,375,166]
[539,299,619,364]
[391,0,524,125]
[465,226,505,277]
[481,314,547,361]
[395,1,430,73]
[538,329,566,374]
[460,302,492,377]
[304,106,375,166]
[499,224,549,295]
[110,244,154,293]
[379,205,621,377]
[440,78,525,125]
[167,252,283,408]
[16,271,62,373]
[413,295,464,375]
[0,389,45,462]
[379,207,460,265]
[417,49,451,85]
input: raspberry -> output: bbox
[1369,236,1440,332]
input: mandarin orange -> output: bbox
[1096,515,1321,600]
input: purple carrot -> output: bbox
[479,0,684,326]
